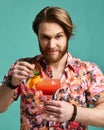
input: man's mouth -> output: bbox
[47,50,58,55]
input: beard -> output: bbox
[39,42,68,64]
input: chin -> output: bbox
[46,56,62,63]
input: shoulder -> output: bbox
[81,60,102,73]
[78,58,103,75]
[70,55,103,75]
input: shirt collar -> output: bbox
[66,52,79,72]
[37,52,78,73]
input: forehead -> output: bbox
[38,22,64,35]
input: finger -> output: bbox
[44,110,61,118]
[12,68,28,80]
[17,61,35,70]
[17,71,23,76]
[12,67,28,78]
[14,62,34,77]
[11,74,25,86]
[17,70,32,77]
[44,104,62,117]
[15,64,33,74]
[44,100,61,107]
[41,113,59,122]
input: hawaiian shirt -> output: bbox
[2,53,104,130]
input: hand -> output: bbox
[41,100,74,122]
[10,61,35,86]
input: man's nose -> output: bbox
[48,39,56,48]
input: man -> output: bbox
[0,6,104,130]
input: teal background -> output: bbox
[0,0,104,130]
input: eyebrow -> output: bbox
[56,32,65,35]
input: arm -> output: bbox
[75,62,104,126]
[42,92,104,127]
[0,84,15,112]
[0,61,35,113]
[42,63,104,126]
[76,97,104,127]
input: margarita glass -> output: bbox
[26,76,60,114]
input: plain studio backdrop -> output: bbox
[0,0,104,130]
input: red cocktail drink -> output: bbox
[35,78,60,95]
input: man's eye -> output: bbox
[41,36,49,40]
[56,35,62,39]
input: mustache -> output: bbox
[45,47,58,51]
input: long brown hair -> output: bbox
[32,6,74,40]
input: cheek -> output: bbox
[59,40,67,48]
[40,43,47,49]
[39,40,47,48]
[39,43,47,52]
[42,39,49,46]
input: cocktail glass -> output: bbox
[35,78,61,113]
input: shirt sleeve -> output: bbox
[86,62,104,104]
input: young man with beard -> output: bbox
[0,6,104,130]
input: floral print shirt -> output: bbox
[2,53,104,130]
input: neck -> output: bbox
[50,53,67,67]
[49,52,68,79]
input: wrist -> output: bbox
[69,104,77,122]
[3,75,19,89]
[6,80,19,89]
